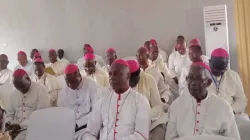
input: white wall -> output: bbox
[0,0,237,71]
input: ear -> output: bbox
[205,78,212,87]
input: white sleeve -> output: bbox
[57,89,66,107]
[90,81,102,106]
[222,104,241,140]
[168,54,177,78]
[118,95,150,140]
[158,73,171,103]
[165,105,178,140]
[84,100,103,140]
[21,87,50,128]
[231,73,248,113]
[178,68,187,96]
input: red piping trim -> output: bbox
[193,104,198,135]
[135,131,147,140]
[114,94,121,139]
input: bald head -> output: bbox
[0,54,9,70]
[109,62,130,93]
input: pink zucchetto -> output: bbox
[126,60,140,73]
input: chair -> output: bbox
[26,107,76,140]
[57,75,67,89]
[176,135,235,140]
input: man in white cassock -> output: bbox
[47,49,66,76]
[31,58,60,106]
[165,62,241,140]
[0,54,13,85]
[77,44,105,71]
[5,69,50,140]
[84,59,150,140]
[168,42,189,83]
[136,47,172,104]
[81,53,109,88]
[147,40,168,64]
[127,59,168,140]
[29,49,39,63]
[179,39,209,95]
[57,49,70,65]
[208,48,249,139]
[57,64,101,140]
[147,44,179,101]
[14,51,33,76]
[102,48,117,73]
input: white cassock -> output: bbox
[84,88,150,140]
[77,54,105,71]
[0,68,13,85]
[31,73,61,106]
[165,91,241,140]
[207,69,249,128]
[14,61,33,76]
[47,60,66,76]
[59,58,70,66]
[148,58,179,100]
[81,68,109,88]
[5,82,50,140]
[132,71,168,140]
[159,48,168,63]
[168,51,189,79]
[179,55,210,95]
[57,76,101,140]
[102,65,110,73]
[141,67,171,104]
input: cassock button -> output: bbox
[197,104,201,106]
[197,112,200,115]
[197,120,199,123]
[196,129,198,131]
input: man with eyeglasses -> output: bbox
[208,48,250,133]
[165,62,240,140]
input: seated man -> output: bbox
[85,59,150,140]
[150,39,168,63]
[47,49,66,76]
[102,48,117,73]
[127,60,168,140]
[32,52,42,60]
[168,43,188,84]
[29,49,38,62]
[81,53,109,88]
[148,45,179,100]
[31,58,60,106]
[165,62,240,140]
[5,69,50,140]
[57,49,70,65]
[0,54,13,85]
[77,44,105,71]
[136,47,172,104]
[57,64,101,140]
[208,48,249,126]
[179,38,209,95]
[14,51,33,76]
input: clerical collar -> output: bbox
[115,87,130,95]
[192,93,209,104]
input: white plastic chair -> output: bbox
[176,135,235,140]
[26,107,76,140]
[57,75,67,89]
[0,83,15,109]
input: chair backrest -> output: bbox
[26,107,76,140]
[0,84,15,109]
[238,122,250,140]
[57,75,67,89]
[176,135,235,140]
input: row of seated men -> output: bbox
[0,37,249,140]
